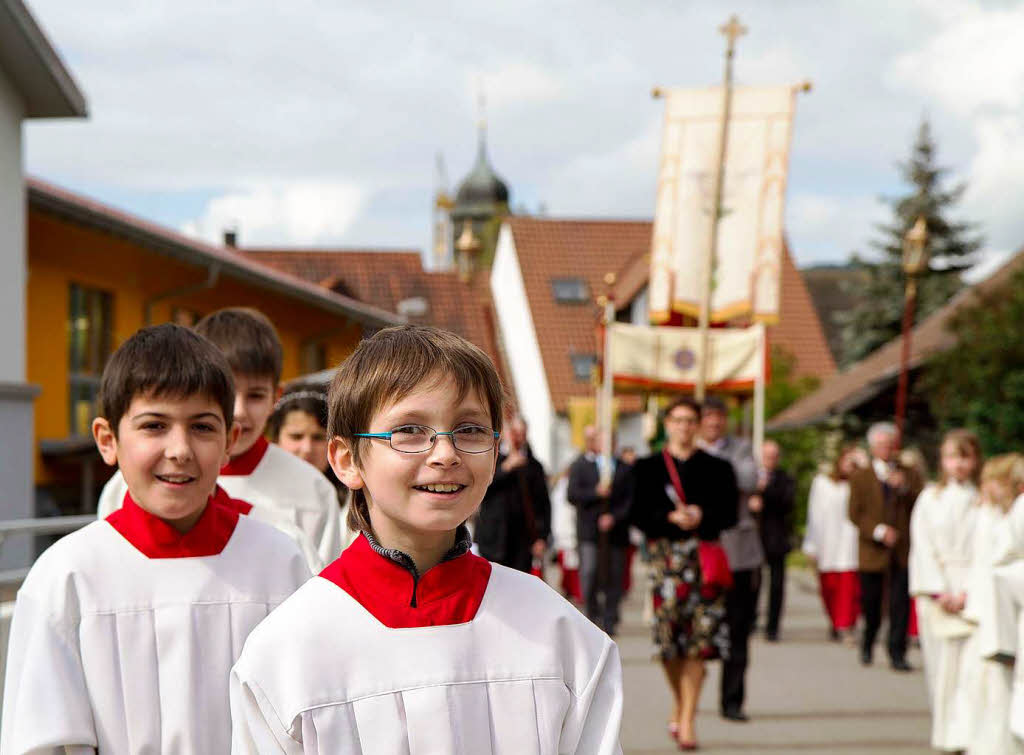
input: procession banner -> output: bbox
[648,85,797,325]
[608,322,765,392]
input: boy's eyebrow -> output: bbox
[130,411,224,423]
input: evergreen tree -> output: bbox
[835,120,983,366]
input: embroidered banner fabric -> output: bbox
[608,322,765,392]
[648,85,797,325]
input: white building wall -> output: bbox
[490,224,558,470]
[0,66,24,382]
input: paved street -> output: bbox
[617,568,931,754]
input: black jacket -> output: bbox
[627,450,739,542]
[567,455,632,547]
[759,468,796,557]
[474,450,551,571]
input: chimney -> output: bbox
[223,228,238,248]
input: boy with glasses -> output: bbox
[230,325,623,753]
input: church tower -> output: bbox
[449,102,510,279]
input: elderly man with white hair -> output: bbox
[848,421,924,671]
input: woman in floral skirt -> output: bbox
[628,396,739,750]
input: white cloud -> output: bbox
[181,182,364,246]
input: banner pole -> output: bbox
[753,324,766,462]
[599,291,616,487]
[697,15,746,402]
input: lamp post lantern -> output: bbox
[894,216,930,452]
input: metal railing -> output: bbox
[0,515,95,589]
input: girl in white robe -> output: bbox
[908,429,981,752]
[802,447,861,641]
[961,454,1024,755]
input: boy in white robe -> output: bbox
[230,325,623,754]
[97,307,344,567]
[1,323,311,753]
[908,429,980,752]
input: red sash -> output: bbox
[662,448,733,590]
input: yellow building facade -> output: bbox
[26,179,401,507]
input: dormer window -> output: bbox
[551,277,589,304]
[570,353,598,381]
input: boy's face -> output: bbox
[331,376,497,537]
[231,373,279,458]
[93,392,238,532]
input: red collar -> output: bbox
[221,435,269,476]
[320,533,492,628]
[106,487,242,558]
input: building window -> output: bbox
[551,277,589,304]
[570,353,598,382]
[68,283,113,436]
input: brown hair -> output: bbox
[267,384,328,441]
[328,325,507,532]
[981,453,1024,512]
[831,444,860,482]
[194,307,283,383]
[98,323,235,435]
[663,395,702,421]
[938,428,982,488]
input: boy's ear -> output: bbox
[223,421,242,465]
[329,436,365,491]
[274,384,283,403]
[92,418,119,467]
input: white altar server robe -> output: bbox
[1,505,311,754]
[230,544,622,754]
[961,504,1021,754]
[801,474,858,572]
[908,482,977,750]
[98,437,347,565]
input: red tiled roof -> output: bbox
[768,247,1024,431]
[26,178,402,327]
[507,217,836,413]
[239,248,504,372]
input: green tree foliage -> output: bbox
[765,346,827,538]
[923,266,1024,456]
[836,120,983,366]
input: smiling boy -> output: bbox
[1,324,310,753]
[230,325,623,753]
[97,308,343,568]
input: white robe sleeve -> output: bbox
[801,476,823,559]
[229,667,303,754]
[95,469,128,519]
[909,488,947,596]
[559,640,624,754]
[312,476,343,566]
[0,593,97,754]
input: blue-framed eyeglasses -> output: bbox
[355,424,499,454]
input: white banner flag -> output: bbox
[608,322,765,392]
[648,85,797,325]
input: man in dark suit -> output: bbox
[753,440,795,642]
[699,396,763,723]
[475,416,551,573]
[568,425,631,636]
[848,422,923,671]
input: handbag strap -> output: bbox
[662,447,688,507]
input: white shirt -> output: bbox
[230,561,623,753]
[1,513,310,754]
[802,474,859,572]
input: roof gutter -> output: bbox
[143,264,220,325]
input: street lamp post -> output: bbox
[894,216,929,452]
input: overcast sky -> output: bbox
[23,0,1024,275]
